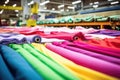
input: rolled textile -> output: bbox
[74,40,120,54]
[42,32,86,41]
[9,44,65,80]
[0,35,27,45]
[52,42,120,65]
[26,35,41,43]
[33,43,119,80]
[46,43,120,78]
[72,41,120,58]
[22,44,79,80]
[0,54,14,80]
[0,45,43,80]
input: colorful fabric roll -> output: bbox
[52,42,120,65]
[0,53,14,80]
[0,33,41,44]
[0,45,43,80]
[46,43,120,78]
[33,43,119,80]
[9,44,67,80]
[72,41,120,58]
[22,44,79,80]
[0,33,26,44]
[26,35,41,43]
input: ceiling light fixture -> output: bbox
[40,0,50,6]
[68,6,75,9]
[93,5,98,8]
[72,0,81,5]
[13,4,17,7]
[58,4,64,8]
[94,2,99,4]
[15,10,19,12]
[111,1,119,4]
[3,4,6,6]
[52,8,55,10]
[0,10,4,14]
[5,0,9,4]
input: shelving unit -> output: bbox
[38,21,120,29]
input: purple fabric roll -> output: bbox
[62,41,120,58]
[46,43,120,78]
[0,33,41,44]
[90,29,120,36]
[0,34,27,45]
[52,42,120,65]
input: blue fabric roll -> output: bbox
[0,54,14,80]
[0,45,43,80]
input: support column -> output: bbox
[21,0,30,20]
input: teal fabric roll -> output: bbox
[0,45,43,80]
[0,53,14,80]
[74,18,82,23]
[10,44,64,80]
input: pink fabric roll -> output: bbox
[46,43,120,78]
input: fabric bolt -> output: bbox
[22,44,79,80]
[0,45,43,80]
[0,33,42,44]
[90,29,120,36]
[74,40,120,54]
[0,34,27,44]
[52,42,120,65]
[41,32,86,41]
[33,43,119,80]
[87,37,120,49]
[26,35,41,43]
[0,54,14,80]
[46,43,120,78]
[71,41,120,58]
[9,44,65,80]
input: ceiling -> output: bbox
[0,0,120,18]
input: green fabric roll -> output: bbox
[82,17,93,22]
[22,44,79,80]
[109,15,120,21]
[97,17,108,22]
[74,18,82,23]
[9,44,64,80]
[59,18,66,23]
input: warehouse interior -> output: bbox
[0,0,120,80]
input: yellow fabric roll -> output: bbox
[32,43,119,80]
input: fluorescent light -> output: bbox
[108,0,113,1]
[30,1,34,4]
[89,3,93,5]
[15,10,19,12]
[5,0,9,4]
[94,2,99,4]
[3,4,6,6]
[60,9,64,12]
[40,0,50,6]
[72,0,81,5]
[66,9,69,12]
[111,1,119,4]
[13,4,17,7]
[16,14,19,16]
[93,5,98,8]
[58,4,64,8]
[0,10,4,14]
[52,8,55,10]
[28,3,31,6]
[44,7,47,9]
[68,6,75,9]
